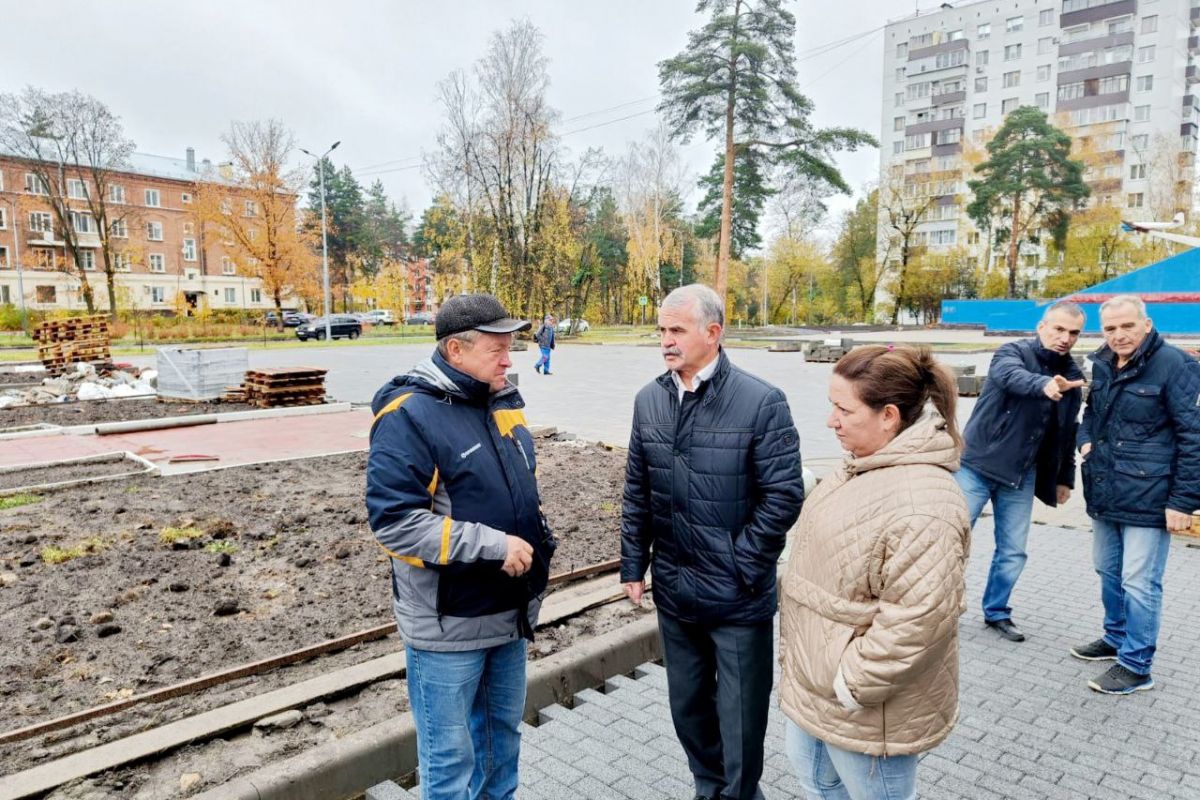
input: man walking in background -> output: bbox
[621,283,805,800]
[533,314,556,375]
[956,301,1086,643]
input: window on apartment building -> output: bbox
[221,257,236,275]
[1002,97,1019,114]
[1037,65,1051,82]
[0,171,5,191]
[145,188,162,207]
[895,92,904,107]
[1039,8,1054,26]
[1137,46,1155,63]
[181,192,192,204]
[1136,75,1154,92]
[110,219,128,238]
[67,179,89,200]
[1131,133,1149,149]
[0,207,6,230]
[1127,193,1145,208]
[150,286,165,304]
[1038,38,1053,55]
[976,22,991,39]
[1003,71,1020,88]
[1141,15,1158,34]
[244,200,258,217]
[897,43,908,59]
[224,288,237,304]
[108,184,125,203]
[1135,105,1151,121]
[146,221,163,241]
[1004,44,1021,61]
[930,230,957,246]
[24,173,49,195]
[937,128,962,145]
[894,116,906,132]
[975,76,988,92]
[976,50,990,68]
[182,222,195,236]
[149,253,165,273]
[28,212,53,233]
[183,238,196,261]
[1036,92,1050,110]
[1130,163,1147,179]
[70,211,93,234]
[35,286,56,304]
[250,288,262,304]
[0,254,7,275]
[895,67,906,81]
[77,251,96,271]
[1105,16,1133,36]
[34,249,56,270]
[1006,16,1023,33]
[112,252,132,271]
[893,141,903,154]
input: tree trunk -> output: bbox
[1008,194,1021,298]
[105,265,117,320]
[891,246,909,326]
[716,0,742,307]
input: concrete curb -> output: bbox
[192,613,661,800]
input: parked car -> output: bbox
[283,312,314,328]
[365,309,395,325]
[556,318,590,334]
[295,315,362,341]
[405,311,435,326]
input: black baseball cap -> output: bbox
[435,293,531,339]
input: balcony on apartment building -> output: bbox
[1190,35,1200,56]
[1187,64,1200,85]
[1061,0,1138,29]
[1192,6,1200,27]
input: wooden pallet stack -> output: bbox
[234,367,328,408]
[33,315,112,375]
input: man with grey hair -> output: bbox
[367,293,556,798]
[621,283,805,800]
[1072,294,1200,694]
[956,300,1087,643]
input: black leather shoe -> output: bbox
[986,618,1026,642]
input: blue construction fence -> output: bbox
[941,299,1200,333]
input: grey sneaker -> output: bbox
[1070,638,1118,661]
[1088,663,1154,694]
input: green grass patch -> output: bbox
[159,526,205,545]
[0,493,41,510]
[204,541,238,555]
[41,537,107,565]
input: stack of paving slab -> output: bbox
[240,367,328,408]
[953,364,984,397]
[803,338,855,363]
[33,315,112,376]
[156,347,249,402]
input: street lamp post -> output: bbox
[299,141,340,343]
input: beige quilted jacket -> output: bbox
[779,408,970,757]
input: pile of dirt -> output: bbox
[0,370,45,386]
[0,438,628,775]
[0,398,258,429]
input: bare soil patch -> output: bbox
[0,398,257,429]
[0,371,45,386]
[0,437,627,778]
[0,456,149,492]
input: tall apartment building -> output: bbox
[0,147,276,313]
[879,0,1198,297]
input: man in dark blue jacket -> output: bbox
[957,301,1086,643]
[1071,295,1200,695]
[533,314,556,375]
[621,284,805,800]
[367,293,555,799]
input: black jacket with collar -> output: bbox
[620,349,805,625]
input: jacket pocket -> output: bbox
[1122,384,1163,423]
[781,581,857,700]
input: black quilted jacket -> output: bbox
[620,349,805,625]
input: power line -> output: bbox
[800,27,883,91]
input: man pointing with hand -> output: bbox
[956,301,1087,643]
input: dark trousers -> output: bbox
[658,610,774,800]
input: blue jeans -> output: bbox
[534,347,551,372]
[955,464,1035,623]
[406,639,527,800]
[1092,519,1172,675]
[785,721,917,800]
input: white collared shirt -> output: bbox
[673,353,720,403]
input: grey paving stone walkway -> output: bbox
[372,518,1200,799]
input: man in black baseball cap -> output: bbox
[367,292,551,797]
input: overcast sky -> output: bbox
[8,0,926,241]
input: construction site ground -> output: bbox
[1,398,256,429]
[0,436,628,784]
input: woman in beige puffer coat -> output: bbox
[780,345,970,800]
